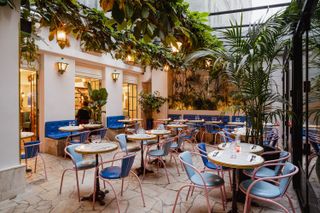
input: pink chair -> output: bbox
[239,162,299,213]
[172,151,226,213]
[92,153,145,212]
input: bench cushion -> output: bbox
[107,116,125,129]
[45,120,77,139]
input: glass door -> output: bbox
[122,83,138,118]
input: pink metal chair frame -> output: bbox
[239,163,299,213]
[172,151,226,213]
[92,153,146,212]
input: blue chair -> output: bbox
[196,143,232,188]
[90,127,108,140]
[215,131,234,143]
[243,151,290,178]
[308,133,320,177]
[21,141,47,180]
[65,131,90,158]
[114,134,141,155]
[92,153,145,212]
[59,144,96,201]
[106,116,125,129]
[204,124,220,134]
[172,151,226,213]
[145,138,180,183]
[239,162,298,213]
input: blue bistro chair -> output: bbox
[239,162,298,213]
[308,132,320,177]
[93,153,145,212]
[172,151,226,213]
[144,138,180,183]
[204,124,220,135]
[22,141,47,180]
[215,131,234,143]
[64,131,90,158]
[115,134,141,154]
[196,143,232,188]
[59,144,96,201]
[90,127,108,140]
[263,128,279,148]
[243,151,290,178]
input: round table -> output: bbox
[75,143,118,205]
[59,125,84,139]
[205,121,223,125]
[208,144,264,213]
[218,142,264,155]
[173,119,188,123]
[21,131,34,139]
[146,130,171,166]
[82,124,103,130]
[167,124,188,135]
[127,134,157,176]
[187,119,205,123]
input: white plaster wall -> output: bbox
[151,70,168,119]
[104,68,123,117]
[40,55,76,125]
[0,2,20,169]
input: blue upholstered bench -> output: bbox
[183,114,196,120]
[107,116,125,129]
[45,120,78,140]
[231,116,246,122]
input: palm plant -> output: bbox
[87,83,108,123]
[186,14,289,145]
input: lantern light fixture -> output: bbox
[56,29,67,44]
[163,64,170,72]
[112,70,120,82]
[56,58,69,75]
[171,41,182,53]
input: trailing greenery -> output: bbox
[138,91,167,119]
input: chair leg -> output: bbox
[81,170,86,184]
[186,184,193,201]
[220,187,226,210]
[104,180,121,213]
[34,156,38,173]
[59,169,71,194]
[172,185,193,213]
[121,178,124,196]
[39,154,47,180]
[160,158,170,184]
[286,193,295,213]
[190,185,195,197]
[228,170,232,190]
[204,187,211,213]
[75,170,81,202]
[130,171,146,207]
[92,172,98,210]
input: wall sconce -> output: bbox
[171,41,182,53]
[112,70,120,82]
[56,58,69,74]
[125,54,134,63]
[56,29,67,44]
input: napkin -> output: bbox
[247,154,257,162]
[211,151,221,157]
[250,145,257,150]
[221,143,230,148]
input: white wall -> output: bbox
[151,70,168,119]
[104,68,123,117]
[0,2,20,169]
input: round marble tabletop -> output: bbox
[118,119,134,123]
[208,149,264,169]
[75,143,118,155]
[132,118,143,122]
[227,122,246,126]
[173,119,188,123]
[146,129,171,135]
[167,124,188,129]
[127,134,157,141]
[304,124,320,129]
[82,124,103,129]
[21,131,34,139]
[205,121,222,124]
[187,119,205,123]
[59,126,84,132]
[157,118,172,121]
[218,142,264,155]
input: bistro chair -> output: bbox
[90,127,108,141]
[113,134,141,160]
[215,131,234,144]
[196,143,232,188]
[172,151,226,213]
[93,153,145,212]
[144,138,180,183]
[263,128,279,149]
[182,128,200,151]
[204,124,220,135]
[22,141,47,180]
[308,132,320,178]
[243,151,291,179]
[59,144,96,202]
[64,131,91,158]
[239,162,298,213]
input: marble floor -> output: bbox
[0,143,301,213]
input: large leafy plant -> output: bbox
[87,83,108,123]
[138,91,167,119]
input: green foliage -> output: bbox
[138,91,167,119]
[87,83,108,123]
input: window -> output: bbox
[122,83,138,118]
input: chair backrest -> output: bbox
[99,128,107,139]
[176,134,186,148]
[274,151,290,174]
[180,151,195,178]
[24,141,40,159]
[66,144,83,164]
[162,138,174,155]
[79,131,90,143]
[197,143,209,165]
[115,134,128,152]
[279,162,298,196]
[120,153,136,178]
[309,134,320,153]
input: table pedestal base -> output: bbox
[149,159,166,168]
[82,189,109,205]
[135,167,154,176]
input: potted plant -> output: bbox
[87,83,108,123]
[138,91,167,129]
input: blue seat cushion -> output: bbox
[205,161,230,171]
[75,159,96,170]
[240,179,281,198]
[47,132,71,140]
[100,166,121,179]
[170,143,179,149]
[148,149,165,157]
[190,172,224,187]
[244,167,277,178]
[108,124,125,129]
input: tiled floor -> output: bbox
[0,143,301,213]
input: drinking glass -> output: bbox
[91,135,101,143]
[137,128,145,134]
